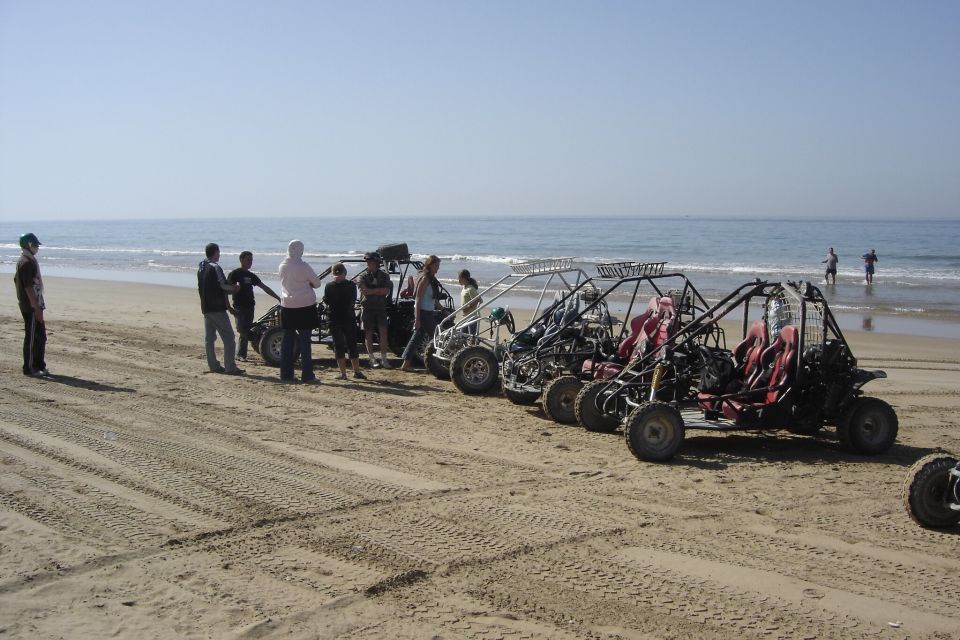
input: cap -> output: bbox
[19,232,41,248]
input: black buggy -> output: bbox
[247,243,455,366]
[903,453,960,528]
[500,262,710,424]
[576,279,898,462]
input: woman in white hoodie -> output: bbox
[278,240,321,383]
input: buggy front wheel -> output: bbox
[625,402,684,462]
[424,341,450,380]
[575,379,620,433]
[542,376,582,424]
[259,327,285,367]
[837,397,898,455]
[451,346,499,394]
[903,454,960,528]
[503,382,540,405]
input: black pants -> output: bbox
[234,305,255,359]
[21,311,47,375]
[330,323,359,359]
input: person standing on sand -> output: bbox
[401,255,442,372]
[862,249,879,284]
[358,251,393,369]
[822,248,839,285]
[458,269,481,336]
[198,243,244,375]
[228,251,280,361]
[278,240,321,383]
[323,262,367,380]
[14,233,50,377]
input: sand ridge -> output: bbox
[0,277,958,639]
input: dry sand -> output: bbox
[1,277,959,639]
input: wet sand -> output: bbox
[1,277,958,639]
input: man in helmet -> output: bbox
[358,251,394,368]
[14,233,49,377]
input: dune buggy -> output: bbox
[904,453,960,528]
[501,262,710,424]
[576,280,898,462]
[248,243,455,366]
[424,258,594,395]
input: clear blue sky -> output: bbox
[1,0,958,220]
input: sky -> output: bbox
[1,0,958,221]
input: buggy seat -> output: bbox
[399,275,415,299]
[582,296,675,380]
[697,320,768,411]
[699,325,798,422]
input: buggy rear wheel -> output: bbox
[503,382,540,405]
[837,397,898,455]
[450,346,499,394]
[259,327,285,367]
[625,401,684,462]
[542,376,582,424]
[575,380,620,433]
[903,454,960,528]
[424,341,450,380]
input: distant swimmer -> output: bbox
[821,247,839,284]
[862,249,879,284]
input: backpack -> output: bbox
[697,347,736,394]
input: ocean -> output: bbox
[3,216,959,337]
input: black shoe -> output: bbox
[223,368,245,376]
[353,370,367,380]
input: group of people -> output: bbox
[821,248,879,285]
[198,240,480,383]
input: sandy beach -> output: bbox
[1,276,959,639]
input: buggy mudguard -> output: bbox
[852,368,886,390]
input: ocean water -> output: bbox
[3,216,959,336]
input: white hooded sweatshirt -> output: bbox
[278,240,321,309]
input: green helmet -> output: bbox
[489,307,506,321]
[19,232,41,249]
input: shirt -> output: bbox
[323,280,358,326]
[279,260,320,309]
[14,253,44,314]
[358,269,392,310]
[228,268,263,308]
[460,284,479,313]
[198,260,231,314]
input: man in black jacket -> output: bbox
[198,243,244,375]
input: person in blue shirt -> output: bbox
[401,255,441,372]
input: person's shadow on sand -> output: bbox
[42,374,135,394]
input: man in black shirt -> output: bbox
[14,232,49,377]
[358,251,394,368]
[198,243,244,375]
[228,251,280,360]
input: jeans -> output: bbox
[280,328,314,381]
[203,311,237,372]
[234,306,255,359]
[21,311,47,375]
[402,311,438,361]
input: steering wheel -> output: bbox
[502,310,516,334]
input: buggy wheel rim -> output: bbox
[640,416,675,452]
[558,387,578,412]
[858,409,888,445]
[463,356,492,385]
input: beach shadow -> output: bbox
[44,374,135,394]
[673,431,940,470]
[340,380,420,397]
